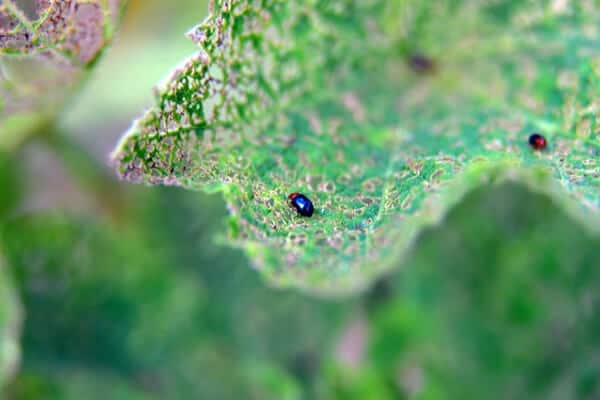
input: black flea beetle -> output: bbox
[288,192,314,217]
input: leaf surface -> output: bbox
[113,0,600,293]
[0,0,127,148]
[360,183,600,399]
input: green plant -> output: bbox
[0,0,127,392]
[0,0,126,149]
[3,1,600,399]
[113,0,600,294]
[0,256,21,392]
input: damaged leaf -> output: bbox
[0,0,127,148]
[113,1,600,293]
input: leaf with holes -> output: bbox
[0,0,127,149]
[113,1,600,294]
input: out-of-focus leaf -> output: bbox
[124,189,353,399]
[322,364,395,400]
[1,188,352,399]
[0,0,127,148]
[0,151,21,219]
[357,183,600,400]
[0,256,21,392]
[240,362,302,400]
[2,213,184,372]
[7,368,157,400]
[113,0,600,294]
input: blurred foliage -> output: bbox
[0,152,21,220]
[325,183,600,400]
[7,369,157,400]
[0,0,127,149]
[114,0,600,293]
[0,151,22,392]
[1,189,351,399]
[0,256,21,393]
[3,179,600,399]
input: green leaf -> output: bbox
[0,256,21,392]
[7,368,158,400]
[2,213,176,372]
[113,1,600,293]
[1,188,352,399]
[363,183,600,399]
[0,151,22,220]
[131,191,352,399]
[0,0,127,149]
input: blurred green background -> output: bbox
[2,1,600,399]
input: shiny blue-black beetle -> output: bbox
[288,192,314,217]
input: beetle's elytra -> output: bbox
[289,192,314,217]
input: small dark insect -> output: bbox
[407,53,436,74]
[528,133,547,150]
[289,192,314,217]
